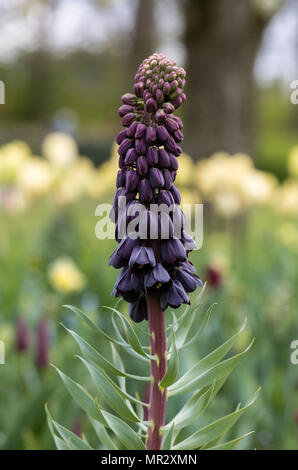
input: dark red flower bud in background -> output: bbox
[36,317,50,369]
[16,317,30,353]
[206,265,222,288]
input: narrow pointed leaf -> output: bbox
[162,423,175,450]
[78,356,142,422]
[53,435,71,450]
[45,405,93,450]
[52,365,106,424]
[63,305,124,347]
[172,389,260,450]
[104,306,150,359]
[206,432,254,450]
[159,328,178,389]
[90,418,118,450]
[178,303,214,351]
[166,381,215,431]
[101,411,146,450]
[168,320,249,394]
[169,340,254,396]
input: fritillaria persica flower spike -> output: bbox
[109,53,202,450]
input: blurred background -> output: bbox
[0,0,298,450]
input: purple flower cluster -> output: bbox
[109,53,202,322]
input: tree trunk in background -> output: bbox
[130,0,156,73]
[184,0,267,160]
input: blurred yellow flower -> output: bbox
[241,170,277,205]
[180,188,201,206]
[287,146,298,178]
[196,152,276,217]
[0,140,31,184]
[274,180,298,216]
[213,189,243,218]
[18,157,54,197]
[42,132,78,169]
[48,257,86,294]
[175,153,195,187]
[91,140,120,199]
[55,157,96,204]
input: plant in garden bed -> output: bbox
[47,54,259,450]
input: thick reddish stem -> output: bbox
[146,295,167,450]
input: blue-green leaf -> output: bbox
[45,405,93,450]
[168,319,249,395]
[52,365,106,424]
[78,356,142,422]
[165,381,215,431]
[172,389,260,450]
[104,306,151,359]
[101,411,146,450]
[162,423,175,450]
[90,418,118,450]
[206,431,254,450]
[159,328,178,390]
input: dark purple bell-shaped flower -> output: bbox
[129,295,148,323]
[129,245,156,268]
[145,263,171,290]
[160,238,187,265]
[160,280,190,310]
[109,52,202,322]
[173,264,202,293]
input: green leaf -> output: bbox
[63,305,124,347]
[206,432,254,450]
[45,405,93,450]
[111,343,126,391]
[179,303,215,351]
[78,356,141,422]
[101,411,146,450]
[169,340,254,396]
[62,326,150,382]
[165,381,215,431]
[62,325,123,377]
[90,418,118,450]
[159,328,179,390]
[104,306,151,359]
[110,312,150,363]
[52,365,106,425]
[162,422,175,450]
[168,319,249,395]
[53,435,71,450]
[172,389,260,450]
